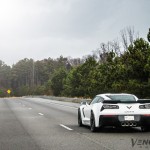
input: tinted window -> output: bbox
[106,95,136,101]
[90,96,103,104]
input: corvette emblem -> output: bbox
[127,106,132,109]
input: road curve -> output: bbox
[0,97,149,150]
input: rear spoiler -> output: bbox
[103,99,150,104]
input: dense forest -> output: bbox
[1,28,150,98]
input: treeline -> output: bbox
[0,56,83,97]
[0,28,150,98]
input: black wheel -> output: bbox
[78,109,83,127]
[141,126,150,132]
[90,112,97,132]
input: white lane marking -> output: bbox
[28,108,32,110]
[38,113,44,116]
[60,124,73,131]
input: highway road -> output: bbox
[0,97,150,150]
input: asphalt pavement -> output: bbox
[0,97,150,150]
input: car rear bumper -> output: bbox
[99,115,150,127]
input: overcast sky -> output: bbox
[0,0,149,65]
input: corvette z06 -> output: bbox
[78,93,150,132]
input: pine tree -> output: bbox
[147,28,150,42]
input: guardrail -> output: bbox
[23,95,91,103]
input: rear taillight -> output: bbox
[101,105,119,111]
[143,114,150,116]
[139,104,150,109]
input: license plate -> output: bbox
[124,116,134,121]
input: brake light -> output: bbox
[143,114,150,116]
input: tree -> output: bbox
[51,68,67,96]
[123,38,150,82]
[63,57,98,97]
[120,27,139,51]
[147,28,150,42]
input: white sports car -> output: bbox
[78,93,150,132]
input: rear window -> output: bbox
[106,95,136,101]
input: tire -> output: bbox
[78,109,83,127]
[90,112,97,132]
[141,126,150,132]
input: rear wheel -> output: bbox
[78,109,83,127]
[90,112,97,132]
[141,126,150,132]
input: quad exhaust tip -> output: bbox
[121,122,137,127]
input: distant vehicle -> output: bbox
[78,93,150,132]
